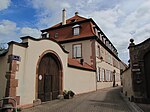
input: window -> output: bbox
[97,46,100,58]
[97,67,100,82]
[101,68,105,81]
[105,70,109,81]
[41,32,49,38]
[110,71,113,81]
[73,44,82,58]
[95,28,98,36]
[72,24,80,36]
[54,33,58,38]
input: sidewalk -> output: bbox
[136,103,150,112]
[22,86,132,112]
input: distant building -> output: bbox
[41,9,122,90]
[122,38,150,103]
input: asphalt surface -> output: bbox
[22,86,132,112]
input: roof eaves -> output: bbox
[20,36,69,54]
[90,19,118,52]
[8,41,28,48]
[96,38,120,61]
[68,63,96,72]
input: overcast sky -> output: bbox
[0,0,150,63]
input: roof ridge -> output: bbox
[42,15,88,31]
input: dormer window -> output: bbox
[41,32,49,38]
[72,24,80,36]
[54,33,58,38]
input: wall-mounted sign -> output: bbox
[39,75,42,80]
[8,55,21,62]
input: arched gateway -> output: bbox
[37,52,63,102]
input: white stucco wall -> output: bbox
[96,59,121,90]
[65,67,96,94]
[62,40,92,65]
[0,46,13,99]
[95,41,121,90]
[12,38,68,105]
[0,56,7,99]
[122,68,134,99]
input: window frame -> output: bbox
[101,68,105,82]
[97,67,101,82]
[54,32,58,38]
[72,43,82,58]
[72,24,80,36]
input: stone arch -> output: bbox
[35,50,63,102]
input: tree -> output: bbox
[0,42,6,50]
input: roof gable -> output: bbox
[42,15,87,31]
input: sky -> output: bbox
[0,0,150,63]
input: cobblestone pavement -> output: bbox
[22,86,132,112]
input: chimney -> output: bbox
[62,8,66,25]
[80,59,84,65]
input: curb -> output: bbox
[120,92,144,112]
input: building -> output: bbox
[0,37,96,107]
[41,9,121,89]
[0,10,122,107]
[122,38,150,103]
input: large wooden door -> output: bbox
[38,53,60,102]
[144,51,150,98]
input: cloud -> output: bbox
[0,0,11,11]
[0,20,41,43]
[20,27,41,38]
[30,0,71,28]
[0,20,18,42]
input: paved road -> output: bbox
[22,86,132,112]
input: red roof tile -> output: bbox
[50,15,87,29]
[42,18,96,42]
[68,58,95,71]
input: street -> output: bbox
[22,86,131,112]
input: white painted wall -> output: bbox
[65,67,96,94]
[95,40,121,90]
[122,68,134,99]
[96,60,121,89]
[0,46,13,99]
[62,40,92,65]
[12,38,68,105]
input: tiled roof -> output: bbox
[41,15,96,42]
[68,58,95,71]
[50,15,87,29]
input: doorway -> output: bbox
[37,53,62,102]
